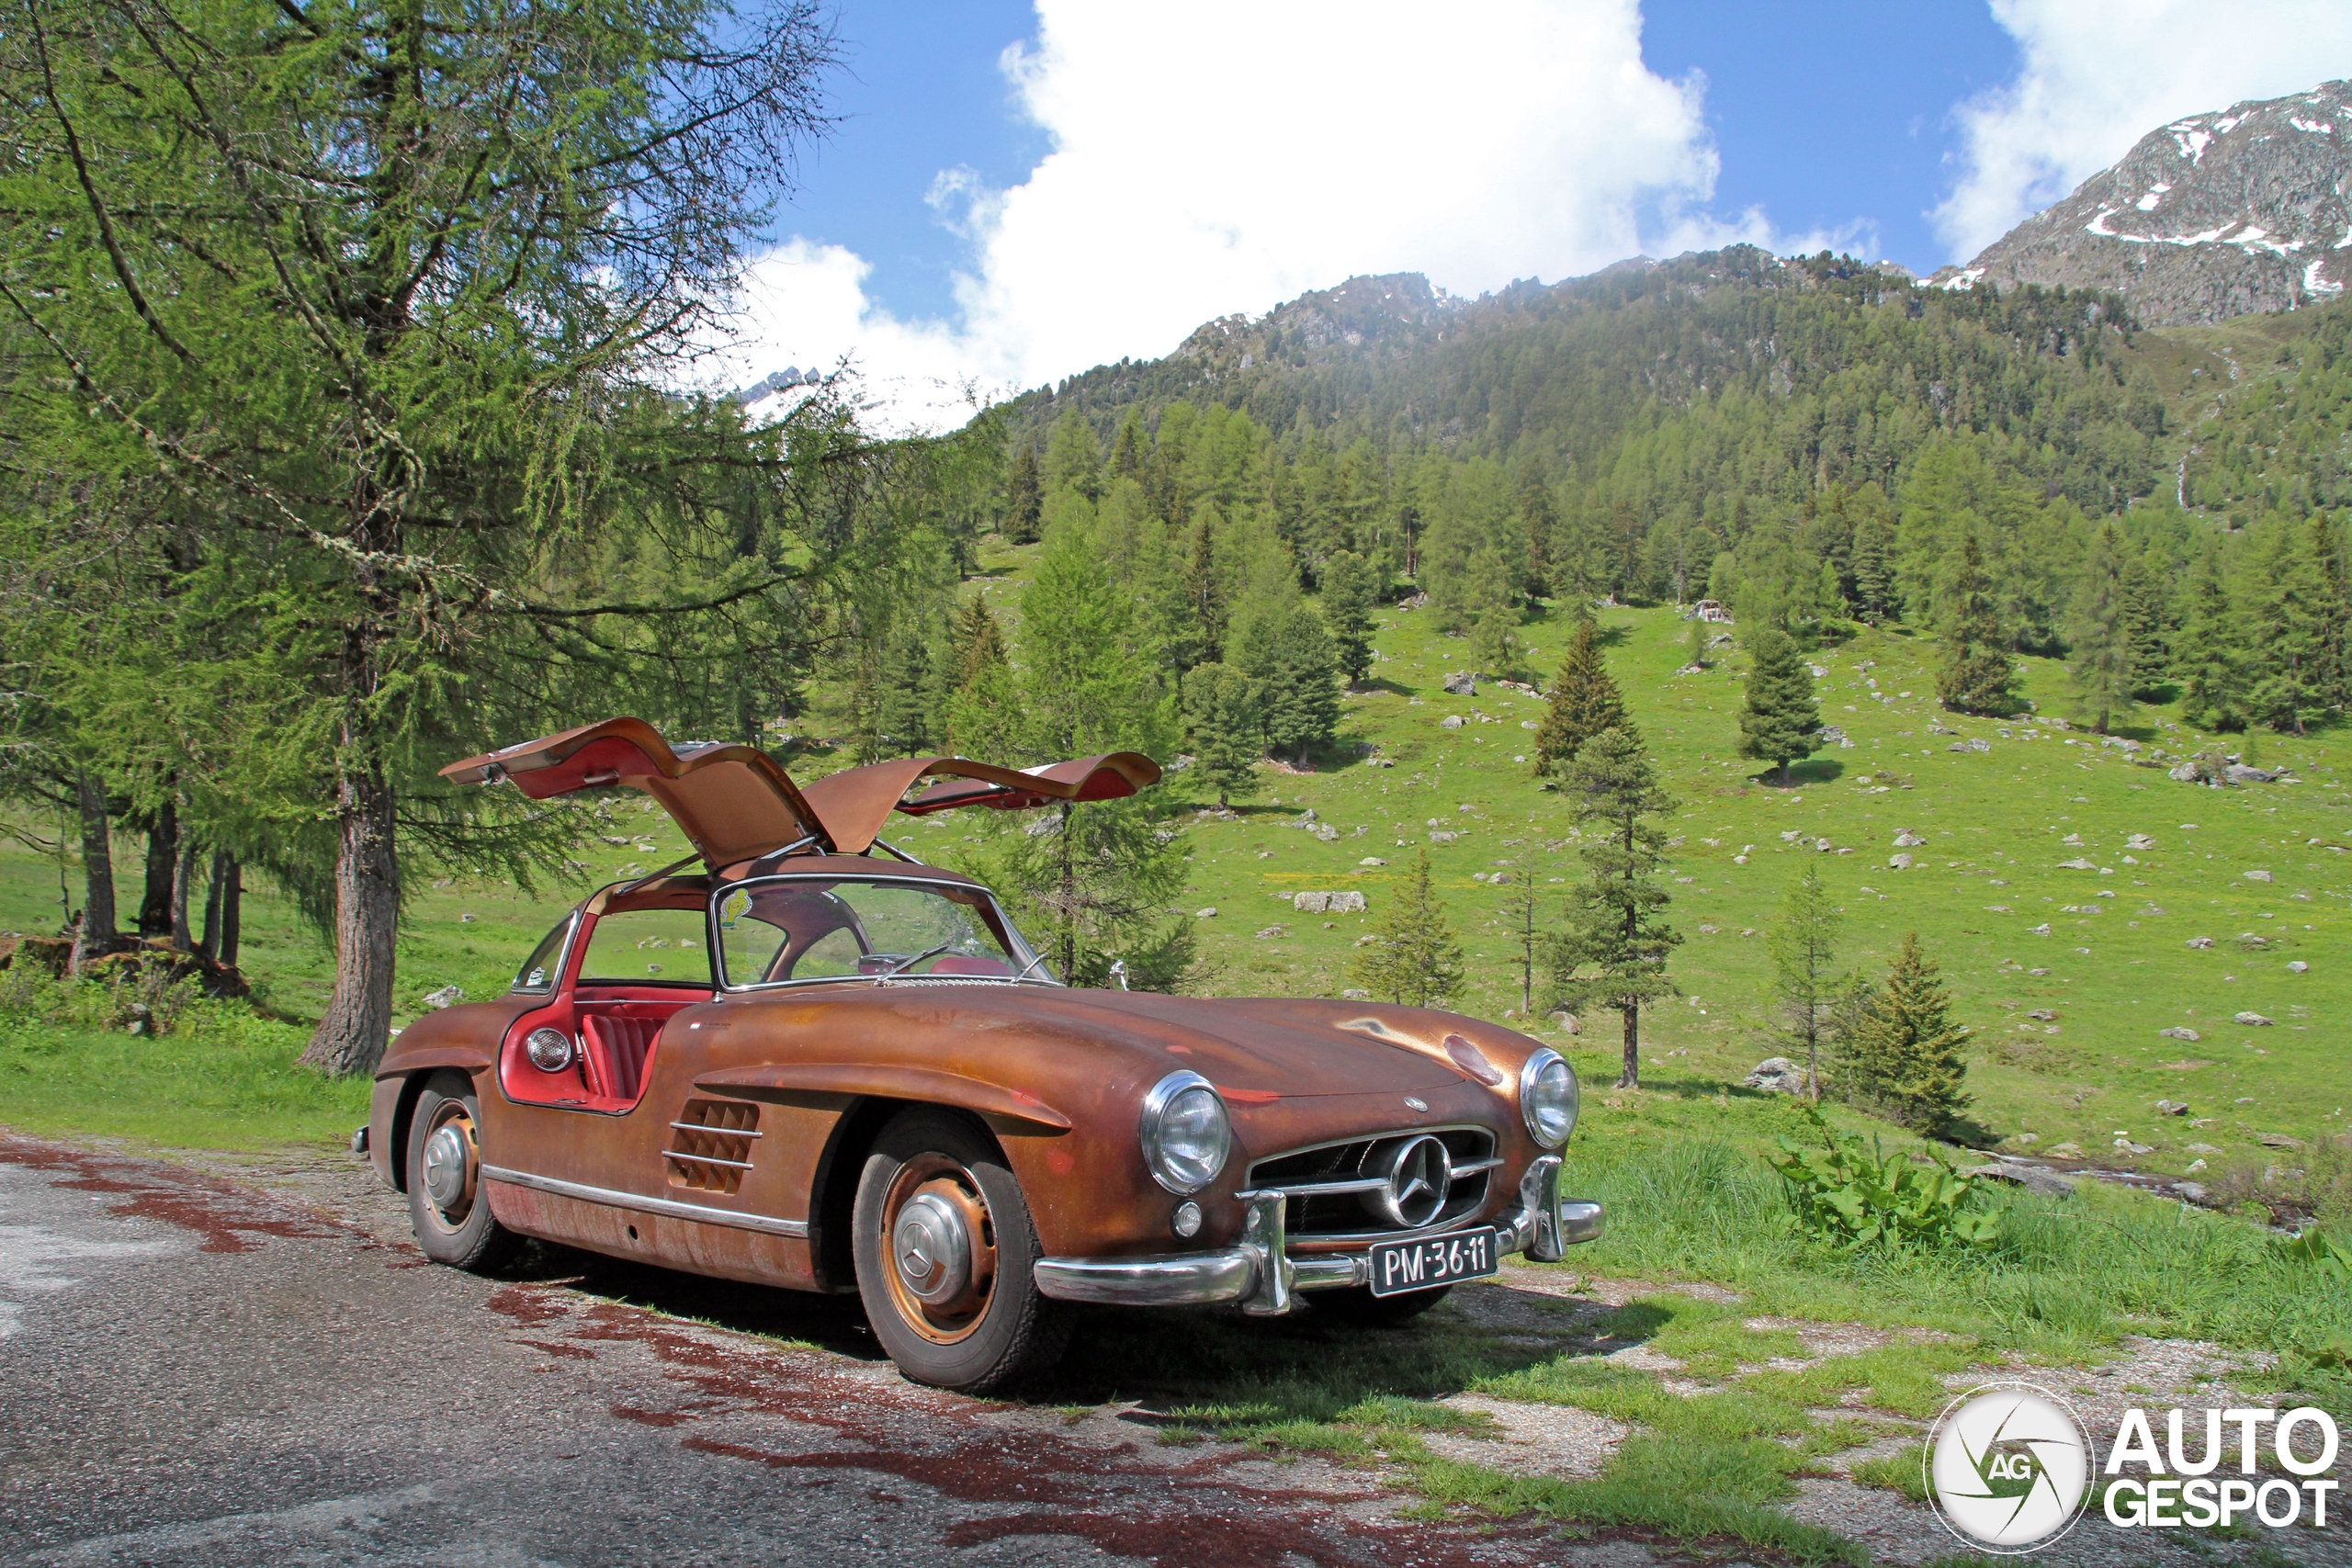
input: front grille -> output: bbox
[1246,1125,1498,1242]
[665,1098,761,1194]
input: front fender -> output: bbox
[694,1062,1070,1134]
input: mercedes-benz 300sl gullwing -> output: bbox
[365,719,1602,1391]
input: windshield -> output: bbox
[711,875,1046,989]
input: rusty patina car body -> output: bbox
[367,718,1600,1389]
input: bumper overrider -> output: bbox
[1034,1155,1602,1315]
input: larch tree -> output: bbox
[983,524,1188,988]
[1764,863,1841,1100]
[1348,848,1465,1010]
[2067,523,2135,734]
[1498,871,1546,1020]
[1550,727,1680,1089]
[2173,543,2245,731]
[1736,628,1821,784]
[1532,619,1629,779]
[1935,534,2018,716]
[0,0,910,1076]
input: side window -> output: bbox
[513,916,572,993]
[577,907,711,986]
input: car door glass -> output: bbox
[577,906,711,985]
[513,916,572,993]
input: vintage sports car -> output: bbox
[363,718,1601,1391]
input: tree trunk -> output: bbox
[74,769,119,953]
[300,761,399,1077]
[139,799,176,937]
[171,838,198,951]
[1618,1001,1639,1089]
[218,858,242,970]
[200,850,227,961]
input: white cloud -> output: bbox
[722,0,1818,425]
[1937,0,2352,261]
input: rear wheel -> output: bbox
[406,1071,522,1272]
[1313,1282,1453,1325]
[852,1107,1069,1393]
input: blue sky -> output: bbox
[722,2,2352,416]
[775,1,2017,325]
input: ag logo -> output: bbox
[1926,1382,2092,1553]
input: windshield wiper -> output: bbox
[873,941,956,983]
[1008,950,1057,985]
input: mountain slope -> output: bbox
[1939,79,2352,326]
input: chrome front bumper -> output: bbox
[1034,1155,1602,1315]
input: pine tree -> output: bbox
[1178,662,1263,807]
[1261,606,1341,763]
[1319,550,1378,684]
[1348,848,1465,1009]
[1936,533,2018,716]
[873,626,934,758]
[1838,932,1972,1131]
[1550,728,1680,1089]
[1110,409,1146,482]
[2067,522,2134,734]
[2120,547,2171,699]
[1532,619,1629,779]
[1850,512,1897,624]
[1764,863,1840,1100]
[945,594,1021,761]
[1042,411,1104,503]
[2174,543,2245,731]
[1004,442,1044,544]
[1737,628,1821,784]
[1175,510,1227,671]
[1685,613,1709,671]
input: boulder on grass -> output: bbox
[1743,1057,1813,1096]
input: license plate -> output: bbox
[1366,1226,1498,1296]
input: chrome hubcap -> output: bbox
[891,1191,971,1307]
[422,1122,472,1216]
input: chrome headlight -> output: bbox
[1139,1070,1231,1194]
[1520,1048,1578,1148]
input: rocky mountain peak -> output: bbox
[1935,79,2352,325]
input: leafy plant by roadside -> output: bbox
[1769,1105,2003,1252]
[2276,1227,2352,1285]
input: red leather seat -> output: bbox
[581,1013,661,1103]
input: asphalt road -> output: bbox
[0,1135,1571,1568]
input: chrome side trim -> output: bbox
[481,1165,809,1239]
[669,1122,763,1137]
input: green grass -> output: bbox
[0,1004,370,1149]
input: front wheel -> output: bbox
[851,1107,1069,1393]
[405,1071,523,1273]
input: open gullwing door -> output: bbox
[439,717,831,867]
[796,753,1161,855]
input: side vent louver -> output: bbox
[665,1098,761,1194]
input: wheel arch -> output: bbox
[808,1096,1017,1292]
[386,1066,481,1193]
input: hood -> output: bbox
[742,985,1506,1099]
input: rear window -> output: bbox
[577,907,711,986]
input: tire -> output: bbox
[1313,1282,1453,1325]
[851,1106,1069,1393]
[406,1071,523,1273]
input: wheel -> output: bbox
[851,1106,1069,1393]
[405,1070,523,1272]
[1313,1282,1453,1325]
